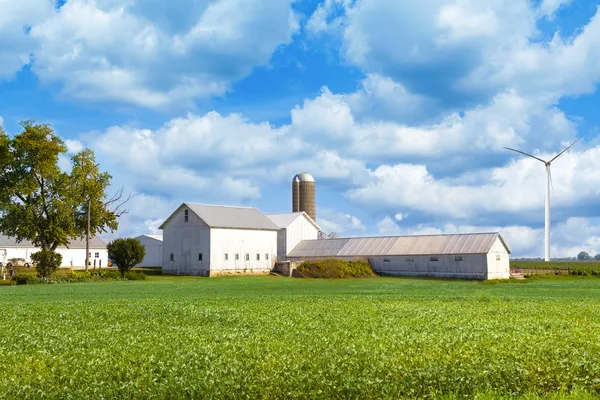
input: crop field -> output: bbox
[510,260,600,272]
[1,276,600,399]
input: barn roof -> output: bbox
[159,203,280,231]
[288,233,510,258]
[135,234,163,242]
[0,235,107,249]
[266,212,320,231]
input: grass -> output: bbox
[511,260,600,271]
[1,276,600,399]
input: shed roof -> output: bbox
[266,212,320,231]
[159,203,280,231]
[135,234,163,242]
[0,235,107,249]
[288,233,510,258]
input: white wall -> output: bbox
[486,237,511,279]
[135,236,163,267]
[369,254,490,279]
[209,228,277,274]
[162,206,210,276]
[0,246,107,268]
[285,216,319,259]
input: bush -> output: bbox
[0,279,16,286]
[31,250,62,278]
[12,273,45,285]
[570,268,600,277]
[297,259,376,279]
[107,238,146,278]
[125,271,148,280]
[10,269,147,284]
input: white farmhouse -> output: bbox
[288,233,511,280]
[0,235,108,269]
[159,203,280,276]
[266,212,320,261]
[134,234,163,267]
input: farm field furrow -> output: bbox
[1,276,599,399]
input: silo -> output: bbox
[292,172,316,222]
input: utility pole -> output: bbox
[85,198,90,272]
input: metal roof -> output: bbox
[159,203,280,231]
[266,212,321,231]
[288,233,510,258]
[293,172,315,182]
[0,235,107,249]
[135,234,163,242]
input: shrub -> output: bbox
[10,269,146,284]
[12,273,44,285]
[107,238,146,278]
[297,259,376,279]
[31,250,62,278]
[570,268,600,277]
[125,271,148,280]
[0,279,16,286]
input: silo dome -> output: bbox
[292,172,316,221]
[294,172,315,182]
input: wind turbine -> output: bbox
[504,139,579,262]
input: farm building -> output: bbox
[0,235,108,269]
[134,234,163,267]
[266,212,320,261]
[160,203,284,276]
[288,233,511,280]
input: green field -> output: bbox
[1,276,600,399]
[510,260,600,272]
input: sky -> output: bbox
[2,0,600,258]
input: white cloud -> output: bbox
[395,213,407,221]
[23,0,299,107]
[318,209,366,234]
[538,0,571,19]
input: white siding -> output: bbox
[209,228,276,274]
[285,216,319,259]
[135,236,163,267]
[0,246,107,269]
[485,237,510,279]
[369,254,490,279]
[162,206,211,276]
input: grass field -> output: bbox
[510,260,600,272]
[1,276,600,399]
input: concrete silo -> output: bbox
[292,173,316,222]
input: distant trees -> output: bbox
[107,238,145,278]
[577,251,591,261]
[595,254,600,261]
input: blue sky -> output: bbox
[2,0,600,257]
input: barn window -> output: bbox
[95,252,99,258]
[184,209,189,223]
[265,253,269,260]
[256,254,260,261]
[496,254,501,260]
[224,253,228,261]
[455,255,464,262]
[406,257,414,262]
[383,258,391,263]
[198,253,203,261]
[169,253,174,261]
[235,253,240,261]
[430,256,439,262]
[245,253,250,261]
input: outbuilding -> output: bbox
[288,232,511,280]
[134,234,163,267]
[0,235,108,269]
[266,211,320,261]
[159,203,280,276]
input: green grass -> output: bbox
[511,260,600,271]
[1,276,600,399]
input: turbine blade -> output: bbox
[503,147,547,163]
[549,138,580,163]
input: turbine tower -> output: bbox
[504,139,579,262]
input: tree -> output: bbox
[595,254,600,261]
[31,250,63,278]
[0,121,128,259]
[577,251,590,261]
[107,238,145,278]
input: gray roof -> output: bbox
[160,203,280,231]
[266,212,320,230]
[0,235,107,249]
[288,233,510,258]
[135,234,163,242]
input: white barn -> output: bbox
[266,212,320,261]
[134,234,163,267]
[159,203,280,276]
[287,233,511,280]
[0,235,108,269]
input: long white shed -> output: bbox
[266,211,320,261]
[287,232,511,280]
[134,234,163,267]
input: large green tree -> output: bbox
[0,121,127,255]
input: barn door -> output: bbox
[184,254,191,273]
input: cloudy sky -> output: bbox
[2,0,600,257]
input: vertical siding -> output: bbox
[285,216,319,259]
[369,254,489,279]
[0,247,107,268]
[486,237,510,279]
[209,228,277,273]
[276,229,287,261]
[135,237,163,267]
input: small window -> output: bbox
[406,257,414,262]
[169,253,174,261]
[235,253,240,261]
[198,253,203,261]
[184,209,189,223]
[383,258,391,263]
[430,256,439,262]
[455,255,463,262]
[256,254,260,261]
[496,254,501,261]
[265,253,269,260]
[224,253,228,261]
[95,252,100,258]
[245,253,250,261]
